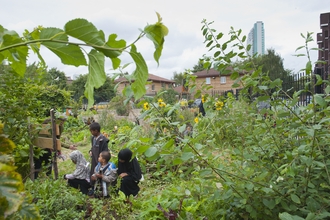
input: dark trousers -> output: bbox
[120,177,140,197]
[34,149,52,179]
[68,179,91,195]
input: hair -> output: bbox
[100,151,111,162]
[89,122,101,132]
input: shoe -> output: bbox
[87,189,94,196]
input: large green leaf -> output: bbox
[40,28,87,66]
[0,167,24,218]
[130,44,148,99]
[64,19,121,59]
[0,26,28,76]
[143,12,168,65]
[64,18,105,46]
[85,49,106,107]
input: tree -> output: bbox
[43,67,68,89]
[157,88,179,105]
[172,71,184,86]
[254,48,292,81]
[69,74,115,103]
[191,59,204,73]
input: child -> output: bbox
[117,148,142,197]
[89,122,110,188]
[64,150,91,195]
[90,151,117,198]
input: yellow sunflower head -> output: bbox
[215,101,224,111]
[201,95,206,103]
[194,117,199,123]
[143,102,150,110]
[159,102,166,108]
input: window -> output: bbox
[220,76,226,84]
[152,84,155,90]
[161,82,165,88]
[205,77,211,84]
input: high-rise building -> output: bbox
[247,21,265,56]
[316,12,330,77]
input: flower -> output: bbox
[143,102,150,110]
[158,98,163,103]
[215,101,224,110]
[276,176,284,182]
[201,95,206,103]
[158,102,166,108]
[194,117,199,123]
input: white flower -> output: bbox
[276,176,284,182]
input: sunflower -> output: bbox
[202,95,206,103]
[143,102,150,110]
[215,101,224,111]
[158,102,166,108]
[194,117,199,123]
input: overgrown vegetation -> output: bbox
[1,14,330,220]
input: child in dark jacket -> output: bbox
[90,151,117,197]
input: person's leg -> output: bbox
[80,180,91,195]
[120,177,140,197]
[68,179,80,189]
[43,149,52,176]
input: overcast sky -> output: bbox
[1,0,329,79]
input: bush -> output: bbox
[25,178,87,219]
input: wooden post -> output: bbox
[50,109,59,179]
[28,117,35,181]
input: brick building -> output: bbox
[316,12,330,78]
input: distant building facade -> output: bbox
[247,21,265,56]
[316,12,330,77]
[114,73,175,96]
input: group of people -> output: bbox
[63,122,142,199]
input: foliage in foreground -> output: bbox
[0,123,40,219]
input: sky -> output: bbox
[1,0,329,80]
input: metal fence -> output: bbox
[207,69,328,107]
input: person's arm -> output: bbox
[102,168,117,183]
[130,158,142,182]
[99,137,109,152]
[64,164,85,179]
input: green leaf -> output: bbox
[199,168,213,177]
[314,94,326,107]
[179,124,186,133]
[137,145,149,153]
[0,27,28,76]
[181,152,194,161]
[279,212,304,220]
[40,28,87,66]
[130,44,148,100]
[290,194,301,204]
[0,169,24,217]
[143,12,168,65]
[145,146,157,157]
[64,18,105,46]
[230,72,239,80]
[173,158,183,165]
[85,49,106,107]
[263,198,276,209]
[64,18,122,60]
[162,139,175,150]
[305,61,312,75]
